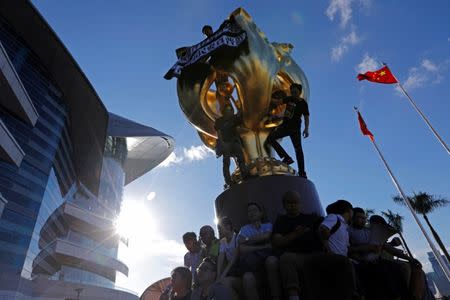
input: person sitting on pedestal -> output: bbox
[264,83,310,178]
[214,105,248,189]
[182,232,202,286]
[319,200,353,257]
[272,191,324,300]
[349,213,413,300]
[199,225,220,262]
[160,267,192,300]
[191,258,232,300]
[217,217,241,300]
[238,202,281,300]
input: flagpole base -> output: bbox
[214,175,323,230]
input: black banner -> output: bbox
[164,19,247,80]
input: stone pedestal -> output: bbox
[215,175,324,230]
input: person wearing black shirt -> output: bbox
[215,105,247,188]
[264,83,310,178]
[272,191,323,300]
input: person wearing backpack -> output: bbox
[318,200,353,256]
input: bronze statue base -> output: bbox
[215,175,324,230]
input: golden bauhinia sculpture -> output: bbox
[165,8,310,184]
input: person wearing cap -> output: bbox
[264,83,310,178]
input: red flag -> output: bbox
[357,110,375,141]
[357,66,398,84]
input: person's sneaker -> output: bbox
[282,157,294,165]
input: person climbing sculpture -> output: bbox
[214,105,248,188]
[264,83,310,178]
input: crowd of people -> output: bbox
[158,191,432,300]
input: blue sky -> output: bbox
[33,0,450,295]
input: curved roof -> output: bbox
[0,0,108,195]
[108,113,175,185]
[140,277,171,300]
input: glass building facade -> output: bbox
[0,13,125,291]
[0,2,173,299]
[0,16,74,278]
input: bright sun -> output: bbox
[115,199,159,241]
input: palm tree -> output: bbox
[381,209,412,257]
[393,191,450,262]
[365,208,375,219]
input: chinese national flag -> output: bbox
[357,111,375,141]
[357,66,398,84]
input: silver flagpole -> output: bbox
[389,66,450,155]
[371,139,450,280]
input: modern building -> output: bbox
[426,252,450,297]
[0,1,174,299]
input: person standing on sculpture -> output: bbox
[264,83,310,178]
[215,105,247,188]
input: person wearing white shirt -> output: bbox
[319,200,353,256]
[217,217,240,300]
[237,202,279,300]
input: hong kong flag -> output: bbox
[356,109,375,141]
[357,66,398,84]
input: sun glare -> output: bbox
[115,199,159,241]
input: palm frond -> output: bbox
[393,195,407,205]
[365,208,375,218]
[381,209,404,233]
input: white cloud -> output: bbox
[356,53,379,73]
[398,58,448,92]
[146,191,156,201]
[402,68,428,90]
[326,0,353,28]
[183,145,215,161]
[326,0,371,27]
[158,145,214,168]
[421,59,438,72]
[159,152,183,168]
[331,29,360,61]
[359,0,371,9]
